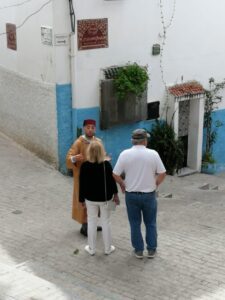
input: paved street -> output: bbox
[1,132,225,300]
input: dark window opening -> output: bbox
[147,101,160,120]
[179,135,188,167]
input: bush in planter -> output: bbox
[114,63,149,100]
[202,151,215,166]
[201,151,216,173]
[147,120,184,175]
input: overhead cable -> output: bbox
[0,0,52,36]
[0,0,33,10]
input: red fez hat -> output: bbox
[83,119,96,126]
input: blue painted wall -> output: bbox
[56,84,73,174]
[56,86,225,175]
[72,106,155,167]
[56,95,155,173]
[202,108,225,173]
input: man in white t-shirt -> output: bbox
[113,129,166,259]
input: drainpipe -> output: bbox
[69,0,75,33]
[53,0,73,174]
[69,32,77,141]
[68,0,77,140]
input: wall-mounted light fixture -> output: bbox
[152,44,160,55]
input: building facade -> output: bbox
[0,0,225,174]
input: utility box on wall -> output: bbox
[100,79,147,129]
[152,44,160,55]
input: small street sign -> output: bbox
[54,34,69,46]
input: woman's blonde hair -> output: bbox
[86,140,105,163]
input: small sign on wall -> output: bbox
[77,18,108,50]
[41,26,53,46]
[6,23,17,51]
[54,34,69,46]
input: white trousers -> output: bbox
[85,200,112,253]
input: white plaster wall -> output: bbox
[73,0,225,112]
[73,0,161,108]
[0,1,62,166]
[0,0,55,82]
[53,0,71,84]
[164,0,225,86]
[0,0,72,83]
[188,97,205,171]
[0,66,58,165]
[1,0,225,164]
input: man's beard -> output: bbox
[86,133,94,138]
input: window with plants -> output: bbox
[100,62,149,129]
[114,63,149,100]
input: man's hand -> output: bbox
[113,173,126,194]
[113,194,120,205]
[74,154,84,162]
[104,155,111,161]
[119,182,126,193]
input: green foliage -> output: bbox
[147,121,184,175]
[114,63,149,100]
[202,152,215,169]
[203,78,225,164]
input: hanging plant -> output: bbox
[114,63,149,100]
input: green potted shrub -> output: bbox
[147,120,184,175]
[114,62,149,101]
[201,151,216,174]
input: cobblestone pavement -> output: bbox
[1,132,225,300]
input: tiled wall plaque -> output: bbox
[77,18,108,50]
[6,23,17,51]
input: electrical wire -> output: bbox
[0,0,33,10]
[0,0,32,10]
[159,0,177,118]
[0,0,52,36]
[17,0,52,29]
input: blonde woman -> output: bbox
[79,141,119,255]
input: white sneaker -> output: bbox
[105,245,115,255]
[84,245,95,256]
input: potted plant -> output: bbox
[100,63,149,129]
[201,152,216,174]
[147,120,184,175]
[114,62,149,101]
